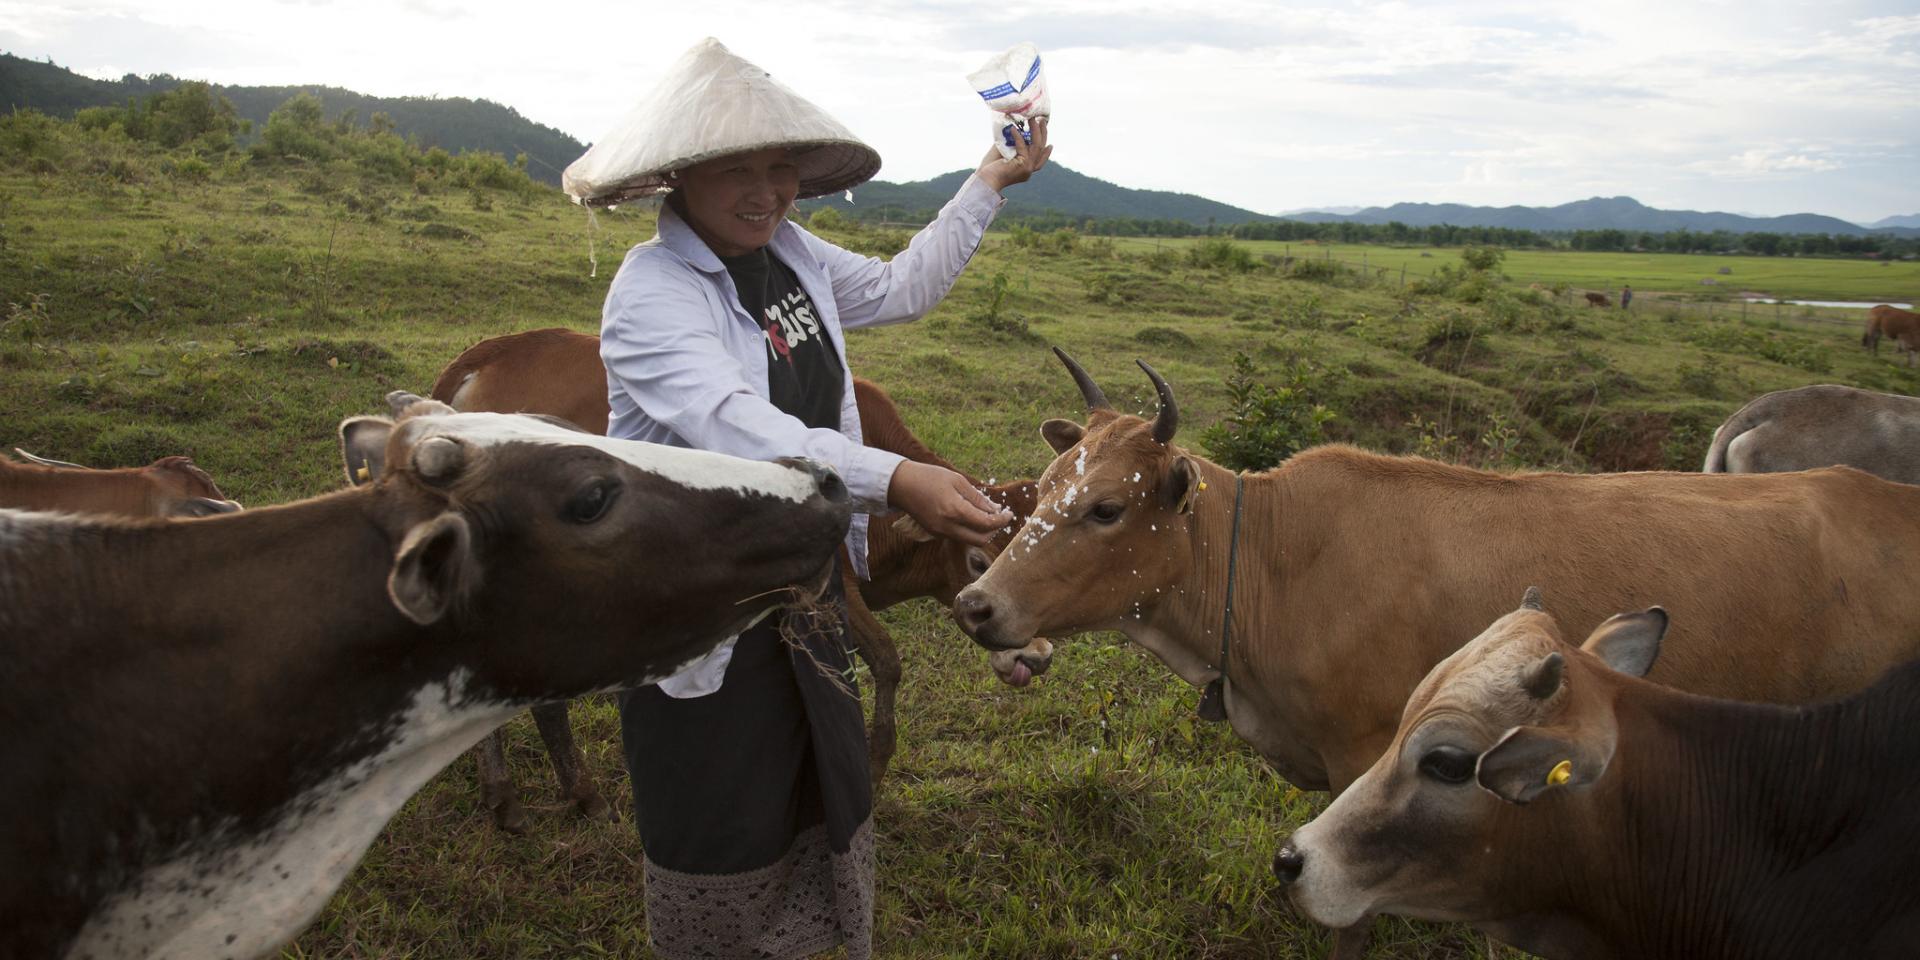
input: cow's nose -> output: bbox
[954,587,995,637]
[1273,845,1305,885]
[803,461,848,505]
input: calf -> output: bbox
[1583,291,1611,307]
[1863,303,1920,366]
[0,395,850,960]
[2,449,240,518]
[432,328,1041,828]
[1278,589,1920,959]
[1702,384,1920,484]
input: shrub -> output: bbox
[808,207,847,231]
[1188,237,1256,272]
[1287,257,1347,284]
[1198,352,1337,471]
[1132,326,1195,349]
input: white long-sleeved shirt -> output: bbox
[601,173,1004,694]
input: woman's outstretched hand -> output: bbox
[976,116,1052,195]
[887,460,1013,547]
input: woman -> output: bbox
[563,38,1051,960]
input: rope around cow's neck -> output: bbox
[1197,472,1244,723]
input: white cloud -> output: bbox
[2,0,1915,222]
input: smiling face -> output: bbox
[675,147,801,257]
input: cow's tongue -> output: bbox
[1006,659,1033,687]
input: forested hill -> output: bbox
[0,53,585,185]
[800,163,1277,228]
[1287,195,1917,238]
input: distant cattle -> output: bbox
[1583,291,1611,307]
[1,448,239,518]
[431,328,1041,829]
[953,349,1920,957]
[0,395,850,960]
[1863,304,1920,366]
[1278,590,1920,959]
[1703,384,1920,484]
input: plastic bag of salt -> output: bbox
[968,42,1049,159]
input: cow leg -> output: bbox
[530,700,612,822]
[1329,922,1371,960]
[475,730,531,835]
[845,568,901,788]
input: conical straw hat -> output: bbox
[563,38,882,207]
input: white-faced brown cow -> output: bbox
[953,350,1920,958]
[2,448,240,518]
[1703,384,1920,484]
[430,327,1043,828]
[1863,304,1920,365]
[0,394,850,960]
[1278,589,1920,959]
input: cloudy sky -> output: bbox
[5,0,1917,223]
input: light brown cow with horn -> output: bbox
[954,348,1920,958]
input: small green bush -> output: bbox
[1198,352,1336,471]
[1188,237,1255,272]
[1133,325,1195,349]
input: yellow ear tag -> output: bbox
[355,465,371,482]
[1197,481,1209,491]
[1547,760,1573,786]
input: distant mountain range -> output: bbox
[802,164,1276,227]
[1282,195,1917,237]
[0,53,585,185]
[5,53,1913,235]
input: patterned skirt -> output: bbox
[619,601,873,960]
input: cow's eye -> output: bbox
[1418,746,1477,785]
[566,478,620,524]
[1088,501,1124,524]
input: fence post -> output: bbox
[1400,264,1406,287]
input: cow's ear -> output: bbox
[891,513,936,543]
[389,512,477,625]
[340,416,393,486]
[1581,607,1667,678]
[1166,456,1199,513]
[1041,418,1084,454]
[1477,725,1611,805]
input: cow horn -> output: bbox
[411,435,467,484]
[1052,347,1111,411]
[1522,652,1564,700]
[1139,360,1178,444]
[13,448,87,469]
[1521,586,1545,611]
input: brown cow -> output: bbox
[431,327,1042,830]
[953,350,1920,958]
[1278,589,1920,959]
[1702,384,1920,484]
[1,449,240,518]
[1583,291,1611,307]
[0,395,850,960]
[1862,303,1920,366]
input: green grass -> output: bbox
[5,128,1918,959]
[1103,237,1919,304]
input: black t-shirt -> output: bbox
[719,248,846,431]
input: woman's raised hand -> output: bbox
[976,116,1052,195]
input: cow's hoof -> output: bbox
[489,799,531,835]
[573,789,614,823]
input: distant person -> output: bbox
[1621,284,1634,310]
[561,37,1048,960]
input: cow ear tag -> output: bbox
[1197,678,1227,722]
[1547,760,1573,786]
[355,465,371,483]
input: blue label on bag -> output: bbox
[977,56,1043,103]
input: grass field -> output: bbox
[5,124,1919,959]
[1104,236,1920,305]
